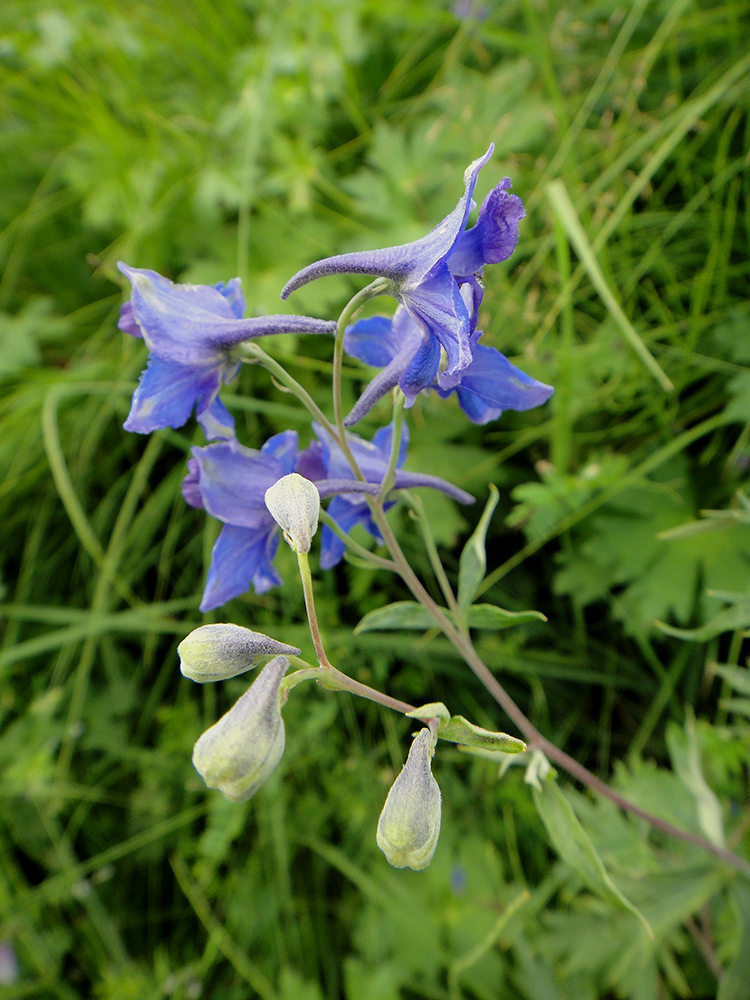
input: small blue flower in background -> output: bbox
[281,145,525,408]
[185,422,474,607]
[345,303,553,425]
[119,263,335,436]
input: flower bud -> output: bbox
[264,473,320,554]
[178,623,300,683]
[192,655,289,802]
[376,728,442,870]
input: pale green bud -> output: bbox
[178,623,300,683]
[192,655,289,802]
[376,728,442,871]
[264,473,320,554]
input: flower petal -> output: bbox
[344,332,422,426]
[440,344,554,424]
[190,442,286,529]
[124,354,221,433]
[447,179,525,277]
[399,333,441,407]
[319,496,368,570]
[344,315,401,368]
[197,396,236,441]
[406,266,472,381]
[200,524,282,611]
[260,430,299,477]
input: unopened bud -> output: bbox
[192,655,289,802]
[264,473,320,554]
[376,728,442,871]
[178,623,300,683]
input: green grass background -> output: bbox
[1,0,750,996]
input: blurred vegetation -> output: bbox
[1,0,750,996]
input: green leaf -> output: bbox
[718,884,750,1000]
[466,604,547,630]
[715,665,750,696]
[655,598,750,641]
[719,697,750,720]
[354,601,546,635]
[666,714,725,849]
[458,484,499,613]
[439,715,525,754]
[405,703,450,723]
[354,602,436,633]
[532,778,653,938]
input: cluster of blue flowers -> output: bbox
[119,143,552,612]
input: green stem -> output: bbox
[296,549,332,668]
[332,278,392,477]
[364,493,750,878]
[240,342,338,442]
[402,492,461,620]
[376,389,406,503]
[318,509,395,570]
[294,550,418,715]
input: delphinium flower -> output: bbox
[344,302,553,425]
[281,145,529,420]
[296,422,474,569]
[184,423,474,608]
[118,263,335,436]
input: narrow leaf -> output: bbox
[406,703,450,723]
[666,715,725,849]
[533,778,653,938]
[718,884,750,1000]
[546,180,672,392]
[458,484,499,613]
[354,601,436,633]
[466,604,547,630]
[439,715,525,754]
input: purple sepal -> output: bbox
[296,422,474,568]
[200,525,282,611]
[436,343,554,424]
[118,301,141,338]
[320,496,383,570]
[197,396,236,442]
[391,471,474,506]
[182,458,204,509]
[124,354,223,433]
[191,432,298,529]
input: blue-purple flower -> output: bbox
[281,145,525,405]
[345,304,553,425]
[119,263,335,436]
[184,423,474,608]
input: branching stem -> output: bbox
[327,289,750,879]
